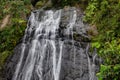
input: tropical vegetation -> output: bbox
[0,0,120,80]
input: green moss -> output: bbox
[0,51,11,69]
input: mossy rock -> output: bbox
[0,51,11,69]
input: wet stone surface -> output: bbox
[4,7,101,80]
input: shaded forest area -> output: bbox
[0,0,120,80]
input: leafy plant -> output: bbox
[84,0,120,80]
[0,0,31,73]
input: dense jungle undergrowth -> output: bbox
[84,0,120,80]
[0,0,120,80]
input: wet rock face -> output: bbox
[4,44,22,80]
[4,8,101,80]
[60,42,89,80]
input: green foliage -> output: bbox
[60,0,76,6]
[0,25,26,52]
[85,0,120,80]
[0,0,120,80]
[0,0,30,72]
[0,51,11,70]
[58,0,89,8]
[83,0,98,22]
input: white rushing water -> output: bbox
[12,8,99,80]
[12,9,75,80]
[86,44,98,80]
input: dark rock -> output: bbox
[4,7,101,80]
[31,0,40,7]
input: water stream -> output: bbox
[5,8,101,80]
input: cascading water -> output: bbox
[5,7,101,80]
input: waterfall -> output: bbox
[5,7,101,80]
